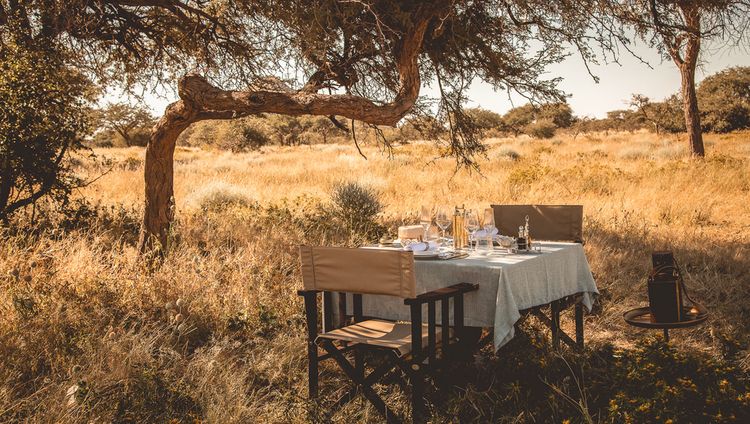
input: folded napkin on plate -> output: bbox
[473,228,499,238]
[404,241,439,252]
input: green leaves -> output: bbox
[0,41,91,220]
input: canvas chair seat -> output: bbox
[318,319,445,355]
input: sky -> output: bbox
[119,39,750,120]
[459,39,750,118]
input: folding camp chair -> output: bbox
[297,246,478,423]
[491,204,587,349]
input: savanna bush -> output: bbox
[496,147,522,161]
[328,181,384,239]
[186,181,254,211]
[525,119,557,139]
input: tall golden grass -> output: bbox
[1,130,749,422]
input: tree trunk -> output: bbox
[679,63,705,157]
[674,4,705,158]
[137,16,432,253]
[137,100,196,252]
[0,159,12,222]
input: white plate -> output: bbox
[412,251,440,259]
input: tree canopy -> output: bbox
[0,0,634,250]
[698,66,750,133]
[0,41,91,221]
[600,0,750,156]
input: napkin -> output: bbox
[404,241,439,252]
[473,228,499,238]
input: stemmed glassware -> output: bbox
[435,206,452,246]
[480,208,496,252]
[464,209,480,252]
[419,205,432,241]
[482,208,496,233]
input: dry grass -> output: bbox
[1,130,749,422]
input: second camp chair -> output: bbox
[491,204,584,243]
[297,246,478,423]
[491,204,587,349]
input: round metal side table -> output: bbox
[623,305,708,342]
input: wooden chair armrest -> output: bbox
[403,283,479,306]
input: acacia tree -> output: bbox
[1,0,624,251]
[94,103,156,147]
[604,0,750,157]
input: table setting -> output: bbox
[376,205,542,259]
[354,204,599,350]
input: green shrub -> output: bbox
[213,121,269,152]
[496,147,521,161]
[185,182,253,211]
[525,119,556,139]
[0,42,91,220]
[329,181,383,238]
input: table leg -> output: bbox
[663,328,670,343]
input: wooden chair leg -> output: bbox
[551,300,561,350]
[354,345,364,380]
[410,362,425,424]
[300,291,319,398]
[575,302,584,349]
[308,342,319,398]
[321,340,400,423]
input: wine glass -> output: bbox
[464,209,480,251]
[419,205,432,241]
[481,208,496,251]
[435,207,452,246]
[484,208,496,230]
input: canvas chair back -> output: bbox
[491,204,583,243]
[300,246,416,298]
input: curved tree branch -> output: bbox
[138,14,432,251]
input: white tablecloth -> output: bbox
[358,242,598,349]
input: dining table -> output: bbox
[350,242,599,350]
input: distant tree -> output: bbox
[538,103,574,128]
[606,109,646,132]
[604,0,750,156]
[502,105,537,135]
[629,94,683,134]
[306,116,348,144]
[464,108,504,134]
[0,42,91,221]
[211,119,270,152]
[399,115,445,141]
[93,103,156,147]
[698,66,750,133]
[501,102,573,135]
[525,119,557,139]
